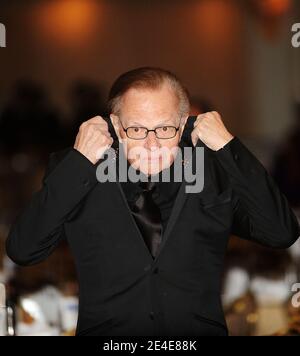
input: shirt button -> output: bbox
[234,154,239,161]
[149,311,154,320]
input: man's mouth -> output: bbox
[147,156,160,161]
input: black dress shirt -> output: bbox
[119,140,193,234]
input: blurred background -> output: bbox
[0,0,300,336]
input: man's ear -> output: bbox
[109,114,123,142]
[179,115,189,137]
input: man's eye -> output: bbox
[162,127,170,131]
[133,127,140,132]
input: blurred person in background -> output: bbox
[0,80,63,155]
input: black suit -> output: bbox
[6,116,300,336]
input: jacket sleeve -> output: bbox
[6,148,98,266]
[214,137,300,249]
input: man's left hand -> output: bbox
[191,111,234,151]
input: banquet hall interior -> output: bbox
[0,0,300,336]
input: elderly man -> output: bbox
[6,67,300,336]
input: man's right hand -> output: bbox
[73,116,114,164]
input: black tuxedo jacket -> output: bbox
[6,116,300,336]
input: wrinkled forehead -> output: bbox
[119,86,180,127]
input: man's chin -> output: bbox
[139,166,162,176]
[138,160,173,176]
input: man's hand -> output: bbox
[74,116,114,164]
[191,111,234,151]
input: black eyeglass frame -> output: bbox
[118,118,182,140]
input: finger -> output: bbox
[91,115,104,121]
[202,112,213,120]
[193,114,204,127]
[87,122,110,131]
[206,111,218,120]
[79,118,106,132]
[86,115,106,125]
[211,111,220,118]
[100,131,112,139]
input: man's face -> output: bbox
[110,84,188,176]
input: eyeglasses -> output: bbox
[118,118,181,140]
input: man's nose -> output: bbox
[144,131,160,149]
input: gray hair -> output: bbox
[107,67,190,118]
